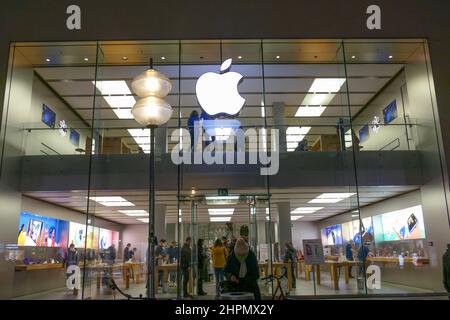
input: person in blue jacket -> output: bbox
[187,110,199,150]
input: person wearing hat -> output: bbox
[224,238,261,300]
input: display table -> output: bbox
[123,262,145,288]
[367,257,429,265]
[155,263,193,294]
[304,260,359,290]
[258,262,293,291]
[15,263,64,271]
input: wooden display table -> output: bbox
[15,263,64,271]
[304,260,359,290]
[367,257,429,265]
[154,263,193,294]
[123,262,145,288]
[258,262,293,291]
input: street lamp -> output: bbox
[131,58,172,299]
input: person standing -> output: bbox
[123,243,132,262]
[357,242,372,278]
[65,244,79,294]
[187,110,199,150]
[181,237,192,298]
[197,239,207,296]
[224,238,261,300]
[346,240,355,278]
[155,239,167,287]
[283,242,297,289]
[211,238,227,298]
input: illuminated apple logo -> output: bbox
[195,58,245,116]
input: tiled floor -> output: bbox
[15,269,437,300]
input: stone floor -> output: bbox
[15,269,443,300]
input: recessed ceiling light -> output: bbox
[291,216,304,221]
[122,56,128,61]
[286,126,311,151]
[309,78,346,93]
[84,57,89,61]
[276,55,280,59]
[308,193,356,204]
[118,210,149,217]
[389,55,393,59]
[128,128,150,154]
[88,196,135,207]
[210,217,232,222]
[208,208,235,216]
[46,58,51,62]
[351,55,356,59]
[237,56,242,60]
[295,106,327,117]
[137,218,149,223]
[291,207,324,214]
[161,56,166,60]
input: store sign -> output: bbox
[303,239,325,265]
[196,59,245,116]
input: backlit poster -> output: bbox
[17,212,69,247]
[86,226,99,249]
[374,205,426,242]
[321,224,343,246]
[342,217,374,244]
[69,222,87,248]
[98,228,112,249]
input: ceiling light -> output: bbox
[122,56,128,61]
[84,58,89,61]
[351,55,356,59]
[210,217,232,222]
[309,78,346,93]
[94,81,137,119]
[266,208,270,215]
[137,218,149,223]
[161,56,166,60]
[295,106,326,117]
[291,216,304,221]
[88,196,135,207]
[286,126,311,151]
[276,55,280,59]
[128,128,151,153]
[238,56,242,60]
[45,58,51,62]
[208,208,235,216]
[93,80,132,95]
[308,193,356,204]
[291,207,323,214]
[179,209,182,216]
[205,196,239,205]
[191,188,196,195]
[389,55,393,59]
[118,210,149,217]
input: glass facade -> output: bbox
[1,39,449,300]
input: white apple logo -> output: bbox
[195,58,245,116]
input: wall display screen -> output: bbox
[70,129,80,147]
[321,224,343,246]
[359,124,369,143]
[41,104,56,128]
[342,217,374,244]
[86,226,99,249]
[383,100,398,124]
[98,228,119,249]
[17,212,69,247]
[373,205,426,242]
[69,222,87,248]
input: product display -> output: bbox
[321,224,343,246]
[342,217,374,244]
[41,104,56,128]
[383,99,398,124]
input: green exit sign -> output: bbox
[218,188,228,196]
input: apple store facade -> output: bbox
[0,38,449,300]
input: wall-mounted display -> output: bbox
[342,217,374,244]
[41,104,56,128]
[68,222,86,248]
[359,124,369,143]
[321,224,343,246]
[70,128,80,147]
[383,99,398,124]
[86,226,99,249]
[373,205,426,242]
[17,212,69,247]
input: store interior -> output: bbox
[1,40,449,300]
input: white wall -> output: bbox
[122,224,149,262]
[291,221,320,252]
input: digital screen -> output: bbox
[17,212,69,247]
[383,100,398,124]
[359,124,369,143]
[86,226,99,249]
[373,205,426,242]
[70,129,80,147]
[98,228,119,249]
[321,224,343,246]
[69,222,87,248]
[342,217,374,244]
[41,104,56,128]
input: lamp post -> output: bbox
[131,58,172,299]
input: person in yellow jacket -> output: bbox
[211,238,228,297]
[17,224,26,246]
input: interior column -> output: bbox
[277,202,292,258]
[155,204,167,241]
[272,102,287,152]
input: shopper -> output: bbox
[224,238,261,300]
[167,241,178,285]
[155,239,167,287]
[123,243,132,262]
[197,238,207,296]
[104,243,116,265]
[17,224,26,246]
[187,110,199,150]
[346,240,355,278]
[283,242,297,289]
[229,237,237,252]
[222,237,229,253]
[357,242,373,277]
[211,238,227,297]
[180,237,192,298]
[65,244,79,292]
